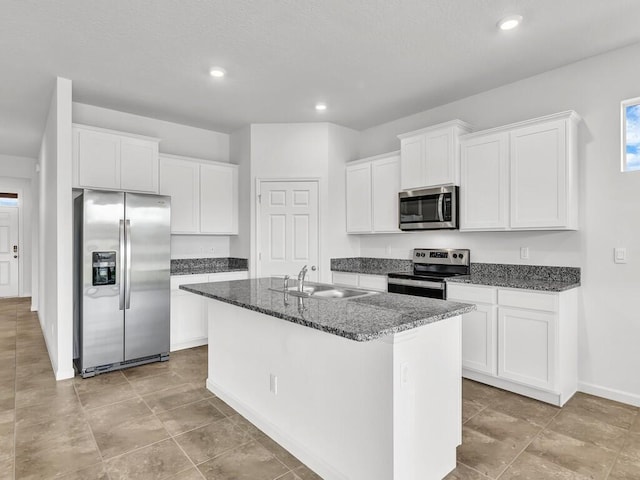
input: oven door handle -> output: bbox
[387,278,445,289]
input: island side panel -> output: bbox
[206,298,460,480]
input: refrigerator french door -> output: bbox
[74,189,171,377]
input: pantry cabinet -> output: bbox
[398,120,472,190]
[460,111,580,231]
[159,154,238,235]
[447,282,577,406]
[73,124,160,193]
[345,152,400,234]
[170,271,248,351]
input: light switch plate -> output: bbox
[614,247,627,264]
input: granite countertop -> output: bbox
[331,258,581,292]
[180,277,475,342]
[171,257,248,275]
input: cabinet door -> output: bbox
[459,304,497,375]
[76,128,121,190]
[498,307,555,390]
[200,163,238,234]
[510,120,567,229]
[170,290,206,351]
[400,135,424,190]
[345,162,372,233]
[424,129,454,186]
[332,272,359,288]
[460,133,509,230]
[371,155,400,232]
[159,158,200,233]
[120,137,159,193]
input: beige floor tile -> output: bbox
[564,393,637,430]
[288,465,324,480]
[15,392,81,428]
[490,392,559,428]
[14,379,77,409]
[630,412,640,434]
[77,380,137,409]
[0,414,14,462]
[253,431,303,470]
[464,408,540,450]
[547,406,628,450]
[608,452,640,480]
[228,413,264,438]
[168,467,206,480]
[91,413,169,459]
[526,429,618,480]
[73,370,127,394]
[143,382,209,413]
[158,398,226,435]
[57,462,109,480]
[121,360,172,380]
[174,417,253,464]
[15,411,92,451]
[105,438,192,480]
[86,397,153,430]
[129,371,190,396]
[456,426,521,478]
[499,451,591,479]
[620,432,640,462]
[0,457,12,480]
[444,463,489,479]
[463,398,486,423]
[208,396,237,416]
[462,379,504,406]
[197,440,289,480]
[15,432,101,480]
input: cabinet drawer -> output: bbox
[498,289,558,312]
[447,283,496,304]
[171,274,209,290]
[358,274,387,292]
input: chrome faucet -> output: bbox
[297,265,308,292]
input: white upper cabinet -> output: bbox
[73,124,160,193]
[398,120,473,190]
[460,111,580,231]
[346,152,400,234]
[159,154,238,235]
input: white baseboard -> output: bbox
[206,379,348,480]
[170,338,207,352]
[578,381,640,408]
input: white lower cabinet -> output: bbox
[170,271,248,351]
[448,283,577,406]
[331,272,388,292]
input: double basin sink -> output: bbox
[270,281,377,300]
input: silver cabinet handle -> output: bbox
[119,219,125,310]
[125,219,132,310]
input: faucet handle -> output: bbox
[283,275,290,289]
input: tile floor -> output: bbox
[1,297,639,479]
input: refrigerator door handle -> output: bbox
[125,219,132,310]
[119,219,126,310]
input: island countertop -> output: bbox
[180,277,476,342]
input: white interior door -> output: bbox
[258,181,319,281]
[0,207,19,297]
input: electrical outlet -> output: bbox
[520,247,529,260]
[269,373,278,394]
[614,247,627,264]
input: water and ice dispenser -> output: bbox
[92,251,116,286]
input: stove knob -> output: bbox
[459,253,464,259]
[452,253,458,259]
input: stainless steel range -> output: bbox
[387,248,470,299]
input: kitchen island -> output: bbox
[181,278,475,480]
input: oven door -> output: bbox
[399,186,458,230]
[387,277,446,300]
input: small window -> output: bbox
[0,192,18,207]
[622,97,640,172]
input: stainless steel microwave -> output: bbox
[399,185,459,230]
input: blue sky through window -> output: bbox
[625,103,640,171]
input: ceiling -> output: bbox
[3,0,640,158]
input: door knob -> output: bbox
[13,255,17,259]
[311,266,316,271]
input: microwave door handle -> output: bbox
[437,194,444,222]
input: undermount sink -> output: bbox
[270,281,377,300]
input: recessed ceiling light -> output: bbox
[315,103,327,111]
[209,67,226,78]
[497,14,523,31]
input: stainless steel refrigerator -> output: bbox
[73,189,171,378]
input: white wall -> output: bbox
[170,235,230,259]
[247,123,358,282]
[355,42,640,405]
[0,154,36,299]
[37,77,74,380]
